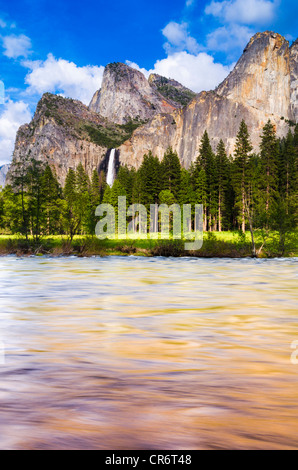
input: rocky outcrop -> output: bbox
[148,73,196,107]
[7,93,140,185]
[89,62,180,124]
[0,164,10,187]
[119,31,297,168]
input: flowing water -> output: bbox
[106,149,115,187]
[0,256,297,450]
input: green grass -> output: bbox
[0,231,297,258]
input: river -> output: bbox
[0,256,297,449]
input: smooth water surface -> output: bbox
[0,256,297,449]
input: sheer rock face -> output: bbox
[89,62,177,124]
[216,32,291,118]
[8,94,110,185]
[119,32,297,168]
[148,73,197,108]
[290,39,298,122]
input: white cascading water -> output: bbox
[106,149,116,187]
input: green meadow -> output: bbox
[0,230,297,258]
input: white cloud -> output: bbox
[0,19,7,28]
[205,0,277,25]
[162,22,200,54]
[127,51,232,93]
[0,100,32,164]
[2,34,32,58]
[207,24,254,52]
[23,54,104,105]
[186,0,196,6]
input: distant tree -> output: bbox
[161,147,181,200]
[23,159,46,241]
[63,168,80,241]
[232,120,253,232]
[279,129,297,215]
[215,140,230,231]
[259,120,279,221]
[117,165,136,205]
[1,185,26,235]
[178,168,195,232]
[195,131,216,231]
[41,165,62,235]
[195,168,208,231]
[76,163,91,234]
[88,169,102,234]
[139,151,162,207]
[8,154,31,239]
[110,180,127,234]
[159,189,176,206]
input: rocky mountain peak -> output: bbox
[7,30,298,185]
[119,31,297,168]
[8,92,146,185]
[243,31,288,53]
[88,62,195,125]
[216,31,291,118]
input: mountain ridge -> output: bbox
[7,30,298,184]
[119,31,297,168]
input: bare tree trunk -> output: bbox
[244,197,256,257]
[242,189,246,233]
[218,192,222,232]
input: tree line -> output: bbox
[0,120,297,252]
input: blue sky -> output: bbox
[0,0,297,164]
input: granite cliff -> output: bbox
[9,93,143,184]
[119,32,298,168]
[89,62,195,124]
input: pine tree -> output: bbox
[41,165,62,235]
[102,185,111,204]
[75,163,91,234]
[259,120,279,220]
[2,185,26,234]
[63,168,80,241]
[117,165,135,205]
[178,168,195,205]
[195,131,216,231]
[8,154,31,239]
[215,140,229,231]
[178,169,195,232]
[161,147,181,200]
[139,151,162,207]
[90,170,101,207]
[26,159,46,241]
[232,120,253,232]
[195,169,208,231]
[279,130,297,214]
[110,180,127,234]
[88,169,102,233]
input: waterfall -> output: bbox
[106,149,116,187]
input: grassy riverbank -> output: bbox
[0,231,297,258]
